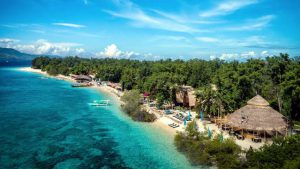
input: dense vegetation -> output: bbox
[32,54,300,122]
[175,120,242,169]
[32,55,300,168]
[245,135,300,169]
[175,121,300,169]
[120,90,156,122]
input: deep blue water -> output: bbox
[0,67,199,169]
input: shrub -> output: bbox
[121,90,156,122]
[174,120,242,168]
[245,135,300,169]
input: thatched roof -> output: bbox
[247,95,269,106]
[74,75,92,81]
[226,95,287,134]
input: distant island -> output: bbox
[0,48,37,62]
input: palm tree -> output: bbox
[195,84,225,119]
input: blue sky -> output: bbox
[0,0,299,60]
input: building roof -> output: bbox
[74,75,92,81]
[247,95,270,106]
[143,92,150,97]
[226,95,287,134]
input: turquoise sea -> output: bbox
[0,66,200,169]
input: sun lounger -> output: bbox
[229,130,235,135]
[252,137,262,143]
[236,134,245,140]
[164,109,173,114]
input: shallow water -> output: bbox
[0,67,200,169]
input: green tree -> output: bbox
[121,90,156,122]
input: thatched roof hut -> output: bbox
[176,86,196,107]
[226,95,287,135]
[73,75,92,82]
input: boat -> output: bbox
[168,123,180,128]
[71,83,92,87]
[88,100,110,106]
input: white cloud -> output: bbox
[30,30,46,34]
[0,38,20,49]
[261,50,268,56]
[211,50,273,60]
[200,0,258,17]
[151,35,190,42]
[210,55,216,60]
[225,15,275,31]
[152,9,222,24]
[103,0,204,33]
[52,23,86,28]
[97,44,122,58]
[96,44,159,60]
[219,53,240,60]
[196,37,219,43]
[217,52,257,60]
[199,36,277,49]
[241,51,256,58]
[1,24,38,28]
[0,39,85,56]
[0,38,19,44]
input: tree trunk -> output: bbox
[276,88,282,113]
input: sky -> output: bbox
[0,0,299,60]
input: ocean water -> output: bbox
[0,67,200,169]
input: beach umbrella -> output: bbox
[208,127,212,138]
[200,111,203,121]
[219,133,224,142]
[188,111,191,121]
[184,119,187,126]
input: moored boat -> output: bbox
[88,100,110,106]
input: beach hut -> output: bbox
[73,75,92,83]
[176,86,196,108]
[226,95,287,139]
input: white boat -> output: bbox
[88,100,110,106]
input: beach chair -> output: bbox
[252,137,262,143]
[236,134,245,140]
[164,109,172,114]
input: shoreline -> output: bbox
[18,67,268,149]
[18,67,178,137]
[19,67,122,104]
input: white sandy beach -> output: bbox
[19,67,76,83]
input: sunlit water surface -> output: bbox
[0,67,201,169]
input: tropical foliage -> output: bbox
[174,120,242,169]
[244,135,300,169]
[31,54,300,121]
[175,121,300,169]
[120,90,156,122]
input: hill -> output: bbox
[0,48,37,61]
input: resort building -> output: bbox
[107,82,122,91]
[225,95,288,139]
[72,75,92,83]
[176,85,196,108]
